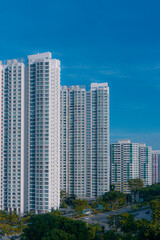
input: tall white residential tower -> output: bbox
[60,83,110,198]
[86,83,110,197]
[60,85,86,197]
[27,52,60,213]
[0,60,26,214]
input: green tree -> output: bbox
[73,199,89,216]
[103,191,126,210]
[136,220,160,240]
[104,230,122,240]
[0,210,7,222]
[60,190,68,201]
[60,190,68,208]
[107,214,121,232]
[90,201,97,209]
[50,209,62,216]
[23,213,91,240]
[128,178,143,203]
[121,233,137,240]
[150,199,160,222]
[61,200,68,208]
[42,228,77,240]
[7,211,19,225]
[88,224,102,240]
[120,213,137,234]
[65,194,76,206]
[139,183,160,202]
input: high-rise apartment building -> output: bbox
[111,140,139,193]
[139,143,152,187]
[86,83,110,197]
[152,151,160,184]
[111,140,152,194]
[0,52,60,215]
[0,60,26,214]
[27,52,60,213]
[60,83,110,198]
[60,85,86,197]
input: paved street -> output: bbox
[80,206,152,230]
[132,209,152,221]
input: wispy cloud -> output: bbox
[65,73,79,78]
[62,65,92,70]
[62,65,120,71]
[136,64,160,71]
[99,68,127,79]
[99,70,119,75]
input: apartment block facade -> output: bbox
[152,150,160,184]
[139,143,152,187]
[27,53,60,213]
[111,140,139,193]
[0,60,26,214]
[60,85,86,197]
[60,83,110,198]
[86,83,110,198]
[0,52,60,214]
[111,140,152,193]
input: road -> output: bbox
[132,209,152,221]
[80,206,152,230]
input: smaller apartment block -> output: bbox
[152,150,160,184]
[111,139,152,194]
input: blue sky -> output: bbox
[0,0,160,149]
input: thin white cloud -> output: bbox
[65,73,79,78]
[99,70,119,75]
[62,65,92,70]
[136,64,160,71]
